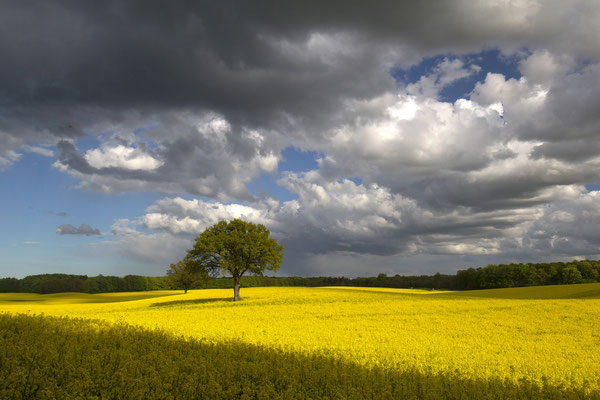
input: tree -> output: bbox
[456,268,479,290]
[0,278,20,293]
[186,219,284,301]
[561,266,583,285]
[576,261,599,281]
[166,260,208,294]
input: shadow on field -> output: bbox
[149,297,233,308]
[0,291,182,305]
[3,299,43,302]
[1,313,597,400]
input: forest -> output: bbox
[1,259,600,294]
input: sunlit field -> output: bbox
[2,284,600,399]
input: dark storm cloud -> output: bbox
[0,1,393,130]
[56,224,101,236]
[531,140,600,162]
[2,0,597,139]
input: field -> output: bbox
[2,284,600,399]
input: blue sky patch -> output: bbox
[392,49,523,103]
[278,146,320,173]
[246,173,298,202]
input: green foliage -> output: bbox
[186,219,284,300]
[0,274,169,294]
[19,274,88,294]
[0,278,20,293]
[577,261,598,281]
[456,260,600,290]
[166,260,208,293]
[144,276,170,291]
[561,266,583,284]
[39,276,88,294]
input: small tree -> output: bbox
[166,260,208,294]
[186,219,284,301]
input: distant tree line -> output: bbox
[455,260,600,290]
[0,273,457,293]
[2,260,600,294]
[0,274,169,294]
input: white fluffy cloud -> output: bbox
[85,145,163,171]
[140,197,272,235]
[323,92,505,174]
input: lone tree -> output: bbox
[166,259,209,294]
[186,219,284,301]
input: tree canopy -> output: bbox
[166,260,209,294]
[186,219,284,301]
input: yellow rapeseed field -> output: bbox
[2,284,600,399]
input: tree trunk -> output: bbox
[233,277,241,301]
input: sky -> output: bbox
[2,1,600,278]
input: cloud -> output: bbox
[141,197,273,235]
[105,219,194,265]
[406,57,480,98]
[0,149,21,171]
[56,224,101,236]
[23,241,40,245]
[300,49,600,216]
[1,1,599,195]
[52,115,281,199]
[22,145,55,157]
[84,145,163,171]
[3,2,600,275]
[521,191,600,256]
[108,182,600,276]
